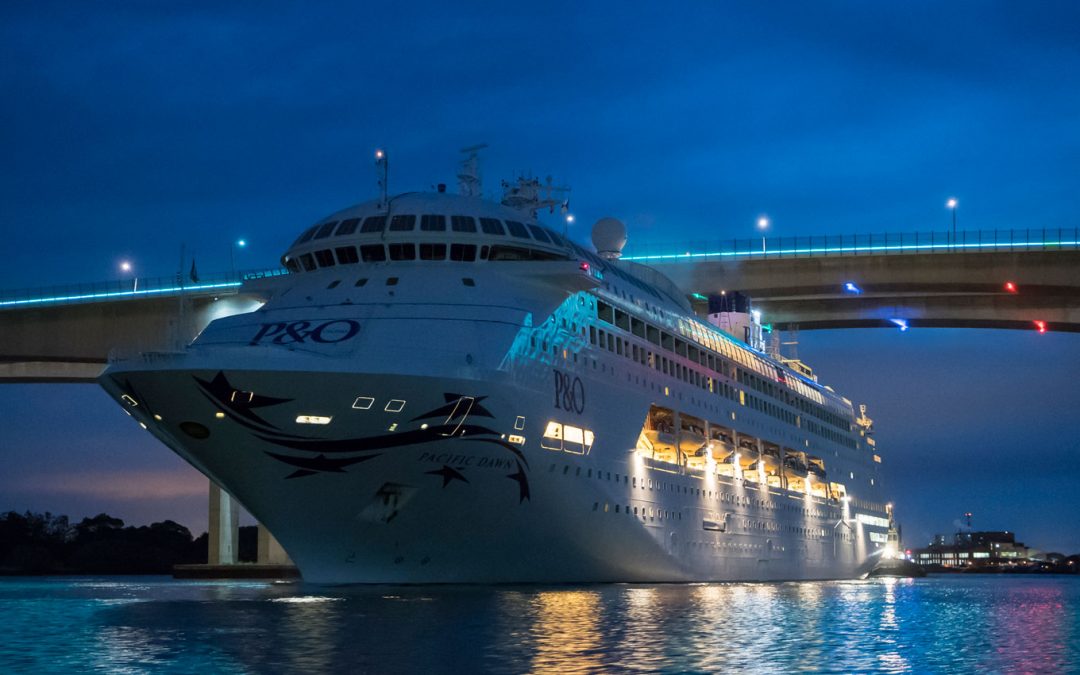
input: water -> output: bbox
[1,576,1077,674]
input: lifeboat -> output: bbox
[641,406,679,464]
[679,414,707,455]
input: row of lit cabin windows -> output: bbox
[590,307,858,449]
[293,214,568,247]
[284,242,568,273]
[593,300,854,434]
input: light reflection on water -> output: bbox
[0,576,1077,673]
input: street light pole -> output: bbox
[230,239,247,276]
[757,217,769,255]
[947,198,958,245]
[120,260,136,292]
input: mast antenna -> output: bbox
[375,148,388,207]
[458,144,487,197]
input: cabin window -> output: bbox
[315,249,336,267]
[450,244,476,261]
[300,253,316,271]
[386,277,399,286]
[294,225,319,245]
[361,216,387,233]
[335,246,359,264]
[388,243,416,260]
[420,215,447,232]
[451,216,477,233]
[462,278,475,287]
[631,318,645,338]
[355,278,368,287]
[327,280,340,289]
[614,309,630,331]
[661,332,674,351]
[284,258,301,273]
[596,301,614,324]
[314,221,339,239]
[360,244,387,262]
[505,220,530,238]
[389,215,416,231]
[675,340,687,357]
[479,218,505,235]
[646,326,660,345]
[335,218,361,236]
[527,225,552,243]
[419,243,447,260]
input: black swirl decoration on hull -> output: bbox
[267,452,381,480]
[408,393,495,422]
[193,371,301,436]
[201,385,532,503]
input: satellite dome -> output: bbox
[591,217,627,259]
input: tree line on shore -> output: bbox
[0,511,260,574]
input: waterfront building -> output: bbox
[913,530,1037,570]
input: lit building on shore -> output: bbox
[912,530,1039,570]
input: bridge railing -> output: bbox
[622,227,1080,262]
[0,269,284,310]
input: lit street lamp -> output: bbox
[946,198,958,243]
[230,238,247,275]
[120,260,137,292]
[757,216,769,254]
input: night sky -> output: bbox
[1,3,1078,552]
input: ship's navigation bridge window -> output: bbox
[335,218,361,236]
[505,221,531,238]
[527,225,552,243]
[389,215,416,231]
[420,215,447,231]
[388,243,415,260]
[314,221,339,239]
[360,244,387,262]
[294,225,319,245]
[480,218,505,235]
[450,244,477,261]
[361,216,387,233]
[452,216,477,232]
[336,246,359,264]
[420,243,447,260]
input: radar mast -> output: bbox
[458,144,487,197]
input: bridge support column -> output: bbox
[257,524,292,565]
[208,482,239,565]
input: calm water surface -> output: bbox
[0,575,1077,673]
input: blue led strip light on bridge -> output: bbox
[0,281,242,309]
[624,238,1080,262]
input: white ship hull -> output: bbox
[100,189,889,583]
[102,358,878,584]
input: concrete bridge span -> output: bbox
[637,243,1080,332]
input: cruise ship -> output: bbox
[100,155,891,583]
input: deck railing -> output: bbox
[622,227,1080,262]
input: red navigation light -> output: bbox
[1034,320,1047,333]
[579,261,590,272]
[1004,281,1018,293]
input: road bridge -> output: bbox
[0,272,269,382]
[625,228,1080,332]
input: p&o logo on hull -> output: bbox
[249,319,360,346]
[553,368,585,414]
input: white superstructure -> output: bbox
[101,173,890,583]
